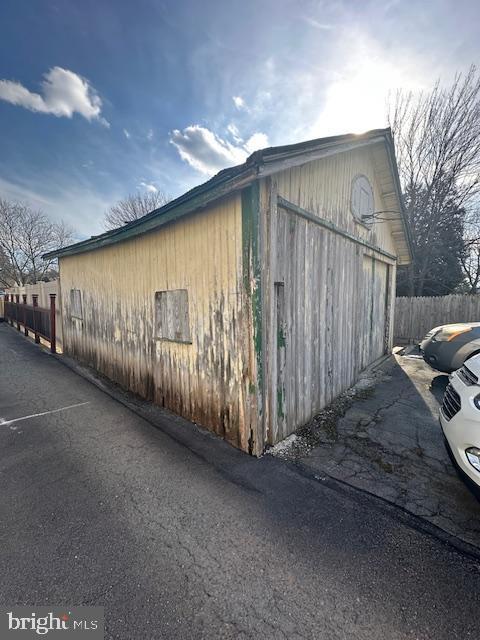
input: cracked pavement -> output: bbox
[279,348,480,549]
[1,325,480,639]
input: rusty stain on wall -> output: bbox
[57,140,406,456]
[59,194,257,452]
[259,144,399,445]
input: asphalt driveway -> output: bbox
[1,324,480,639]
[274,347,480,549]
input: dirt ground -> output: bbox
[271,347,480,549]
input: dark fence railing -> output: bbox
[4,294,57,353]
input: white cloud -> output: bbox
[147,128,154,140]
[139,181,158,193]
[123,128,131,139]
[0,67,109,126]
[171,125,246,174]
[232,95,246,110]
[227,123,243,143]
[303,17,334,30]
[170,125,268,175]
[244,132,269,153]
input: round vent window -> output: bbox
[351,175,374,225]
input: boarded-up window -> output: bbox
[351,175,374,225]
[70,289,83,320]
[155,289,191,343]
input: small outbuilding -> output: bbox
[45,128,411,455]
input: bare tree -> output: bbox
[460,240,480,293]
[0,198,74,286]
[389,65,480,295]
[104,190,170,230]
[0,245,12,288]
[459,208,480,293]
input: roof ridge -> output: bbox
[44,128,395,260]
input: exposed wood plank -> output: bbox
[277,196,397,263]
[262,146,398,442]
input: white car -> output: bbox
[440,353,480,496]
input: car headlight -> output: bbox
[474,394,480,410]
[466,447,480,472]
[434,326,472,342]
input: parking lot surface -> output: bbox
[276,348,480,549]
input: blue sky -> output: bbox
[0,0,479,237]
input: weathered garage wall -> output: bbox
[56,142,405,453]
[270,145,397,254]
[259,146,398,444]
[59,195,258,453]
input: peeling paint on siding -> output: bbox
[57,145,400,455]
[59,196,256,453]
[260,147,398,445]
[241,183,264,455]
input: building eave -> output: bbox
[383,130,413,265]
[44,128,412,262]
[43,164,258,260]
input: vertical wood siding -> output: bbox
[260,147,398,444]
[271,146,397,255]
[59,195,256,452]
[57,144,403,453]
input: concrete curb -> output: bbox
[288,457,480,563]
[50,349,268,495]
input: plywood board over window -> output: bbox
[155,289,191,343]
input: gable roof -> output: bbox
[44,128,412,263]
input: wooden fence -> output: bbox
[394,294,480,344]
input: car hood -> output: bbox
[434,322,480,331]
[463,352,480,377]
[425,322,480,341]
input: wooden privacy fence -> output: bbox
[394,294,480,344]
[4,293,57,353]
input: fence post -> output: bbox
[50,294,56,354]
[7,294,12,326]
[22,294,28,336]
[32,295,40,344]
[15,294,20,331]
